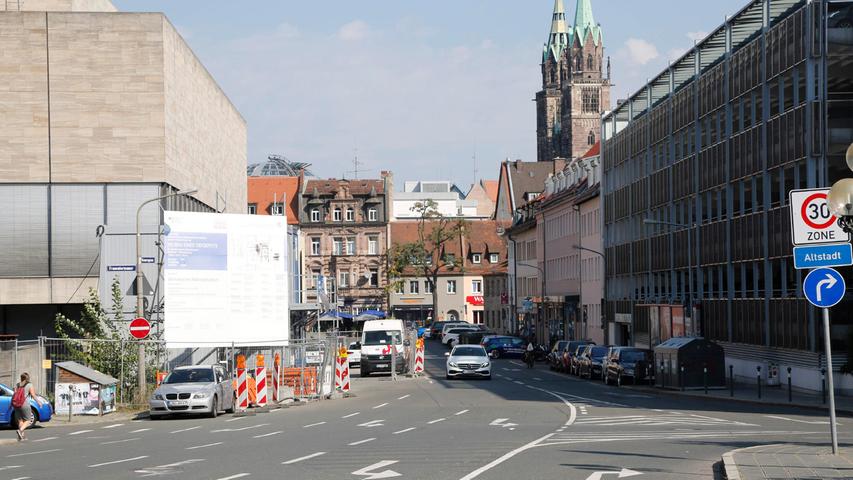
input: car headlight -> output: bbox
[448,362,458,368]
[193,392,208,399]
[152,393,164,400]
[480,363,490,368]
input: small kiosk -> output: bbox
[654,337,725,390]
[54,361,118,416]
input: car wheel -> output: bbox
[362,368,370,377]
[492,350,501,359]
[445,373,451,380]
[31,407,39,424]
[486,375,492,380]
[209,396,218,418]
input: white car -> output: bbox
[445,344,491,379]
[347,342,362,368]
[442,327,478,348]
[440,322,470,339]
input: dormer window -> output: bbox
[367,208,378,222]
[345,208,354,222]
[333,208,342,222]
[310,209,320,222]
[472,253,482,264]
[489,253,499,263]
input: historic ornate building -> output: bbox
[536,0,611,162]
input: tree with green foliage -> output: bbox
[387,200,466,323]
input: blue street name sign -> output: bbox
[803,267,846,308]
[793,243,853,270]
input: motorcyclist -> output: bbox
[525,341,535,368]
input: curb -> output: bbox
[625,385,853,416]
[719,444,782,480]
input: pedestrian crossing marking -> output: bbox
[573,413,756,427]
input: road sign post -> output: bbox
[790,189,850,246]
[802,267,845,455]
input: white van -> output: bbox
[360,319,409,376]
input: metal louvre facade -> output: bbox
[601,0,852,353]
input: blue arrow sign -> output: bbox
[793,243,853,270]
[803,267,846,308]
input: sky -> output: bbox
[114,0,747,189]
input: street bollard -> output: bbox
[704,364,708,395]
[787,367,792,403]
[822,368,827,405]
[661,361,666,389]
[757,366,762,399]
[680,366,685,392]
[729,365,734,397]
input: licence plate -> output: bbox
[376,364,388,368]
[168,401,187,406]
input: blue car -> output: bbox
[417,326,428,338]
[0,383,52,426]
[483,336,526,359]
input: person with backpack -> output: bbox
[12,372,43,441]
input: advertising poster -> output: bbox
[163,212,289,347]
[54,383,112,415]
[660,306,672,342]
[672,306,685,337]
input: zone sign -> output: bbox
[789,189,849,246]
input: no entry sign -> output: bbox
[129,317,151,340]
[789,189,849,246]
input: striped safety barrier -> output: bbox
[414,338,425,374]
[255,354,267,407]
[272,352,281,402]
[335,346,350,392]
[236,354,248,410]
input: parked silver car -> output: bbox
[149,365,234,419]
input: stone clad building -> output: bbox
[298,174,393,318]
[0,0,246,337]
[536,0,611,162]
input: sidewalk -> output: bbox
[723,444,853,479]
[625,380,853,414]
[45,408,147,428]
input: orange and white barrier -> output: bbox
[255,354,268,407]
[272,352,281,402]
[236,354,248,410]
[335,346,350,392]
[414,338,425,374]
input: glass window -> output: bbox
[368,236,378,255]
[333,208,342,221]
[311,209,320,222]
[247,204,257,214]
[472,280,482,294]
[333,238,343,255]
[345,208,354,222]
[271,203,284,215]
[394,283,404,294]
[425,281,433,294]
[339,271,350,288]
[472,253,481,264]
[368,208,378,221]
[310,237,320,256]
[369,269,378,287]
[409,281,419,294]
[490,253,499,263]
[346,237,356,255]
[447,280,457,294]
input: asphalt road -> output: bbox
[3,340,850,480]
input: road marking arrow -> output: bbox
[352,460,401,479]
[489,418,518,428]
[585,468,643,480]
[816,273,837,302]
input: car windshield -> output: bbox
[163,368,214,384]
[349,342,360,349]
[590,347,609,357]
[453,346,487,357]
[363,330,401,345]
[621,351,647,362]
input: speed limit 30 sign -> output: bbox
[790,188,850,246]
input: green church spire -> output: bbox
[543,0,571,63]
[572,0,603,47]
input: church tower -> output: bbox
[536,0,610,162]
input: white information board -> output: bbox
[163,211,289,347]
[789,189,850,246]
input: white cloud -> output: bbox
[667,47,688,61]
[621,38,659,66]
[686,31,708,43]
[338,20,370,41]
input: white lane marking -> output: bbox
[170,426,201,434]
[129,428,151,433]
[348,437,376,446]
[533,377,542,381]
[102,423,124,429]
[225,416,247,422]
[397,394,411,400]
[282,452,326,465]
[373,403,389,409]
[303,421,327,428]
[460,431,556,480]
[765,415,835,425]
[393,427,416,434]
[135,459,205,474]
[253,431,282,438]
[32,436,57,442]
[216,475,250,480]
[653,409,664,412]
[357,419,384,428]
[513,380,525,385]
[551,390,628,408]
[8,449,61,457]
[88,455,148,468]
[454,409,469,416]
[427,417,446,424]
[186,442,223,450]
[101,437,140,445]
[68,429,93,436]
[0,467,21,471]
[11,477,30,480]
[352,460,400,479]
[211,423,270,433]
[342,412,361,419]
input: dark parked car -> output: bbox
[562,340,595,374]
[604,347,653,386]
[483,336,526,359]
[429,321,450,339]
[828,3,853,29]
[548,341,569,370]
[459,330,494,345]
[577,345,611,379]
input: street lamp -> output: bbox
[135,188,197,402]
[643,218,696,336]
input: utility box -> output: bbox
[654,337,725,390]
